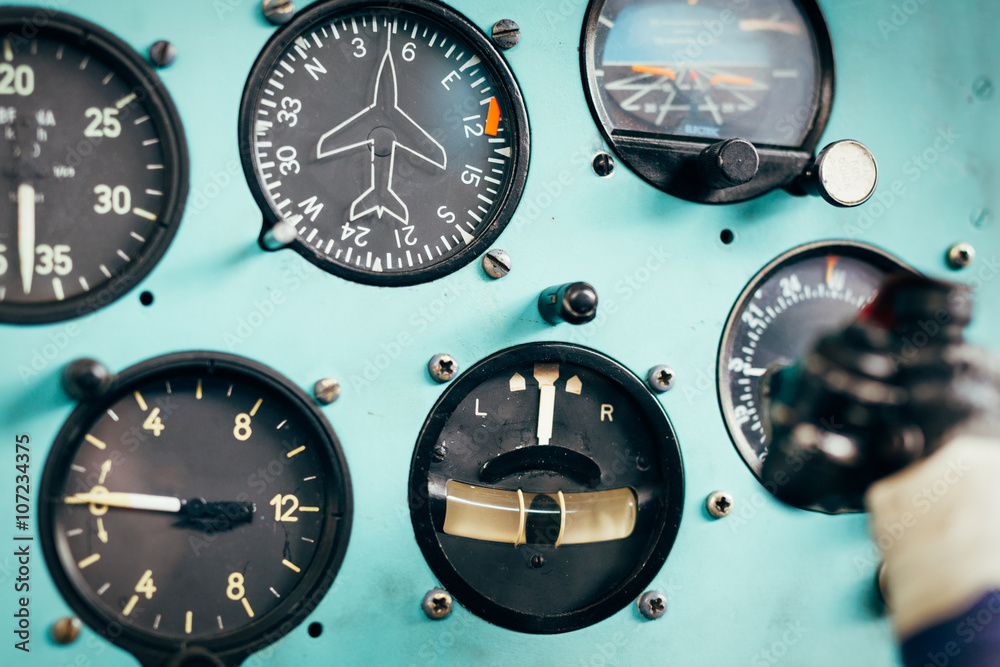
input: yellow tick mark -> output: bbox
[123,595,139,616]
[286,446,305,459]
[185,611,193,634]
[298,506,320,512]
[196,379,203,400]
[78,553,101,569]
[85,434,107,450]
[281,559,301,573]
[134,391,148,411]
[98,459,112,484]
[249,398,263,417]
[115,92,137,109]
[241,597,254,618]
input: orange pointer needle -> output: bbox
[710,74,755,86]
[631,65,677,79]
[826,256,839,285]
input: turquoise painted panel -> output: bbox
[1,1,997,665]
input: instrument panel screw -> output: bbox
[428,354,458,383]
[947,242,976,270]
[313,378,341,405]
[637,591,666,620]
[262,0,296,25]
[148,40,177,68]
[706,490,734,519]
[647,365,676,393]
[529,554,545,569]
[421,588,453,620]
[62,358,113,401]
[491,19,520,49]
[592,152,615,178]
[50,616,82,645]
[482,248,511,279]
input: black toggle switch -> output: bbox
[538,282,598,325]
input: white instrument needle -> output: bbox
[64,491,183,514]
[534,363,560,445]
[17,183,34,295]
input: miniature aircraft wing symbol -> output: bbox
[316,35,447,225]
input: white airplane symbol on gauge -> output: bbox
[316,33,447,226]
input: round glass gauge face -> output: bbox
[40,353,351,664]
[239,0,530,286]
[718,242,916,484]
[589,0,821,146]
[409,343,684,634]
[0,10,187,324]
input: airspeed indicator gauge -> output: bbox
[239,0,530,286]
[0,9,188,324]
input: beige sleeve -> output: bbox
[866,436,1000,640]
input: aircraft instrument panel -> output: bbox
[0,0,997,665]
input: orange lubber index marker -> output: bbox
[485,97,501,136]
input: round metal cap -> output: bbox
[815,140,878,207]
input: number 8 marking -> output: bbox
[233,413,252,441]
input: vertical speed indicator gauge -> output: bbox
[0,9,188,324]
[39,353,352,666]
[239,0,530,286]
[717,241,916,508]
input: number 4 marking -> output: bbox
[142,407,164,436]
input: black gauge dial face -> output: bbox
[40,353,351,664]
[409,343,684,634]
[0,10,187,324]
[718,242,915,482]
[592,0,819,146]
[239,0,530,286]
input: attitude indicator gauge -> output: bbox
[409,343,684,633]
[239,0,530,286]
[717,241,916,508]
[0,9,188,324]
[581,0,875,205]
[39,353,352,666]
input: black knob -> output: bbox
[538,282,598,325]
[698,138,759,188]
[61,358,113,401]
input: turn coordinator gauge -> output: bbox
[409,343,684,633]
